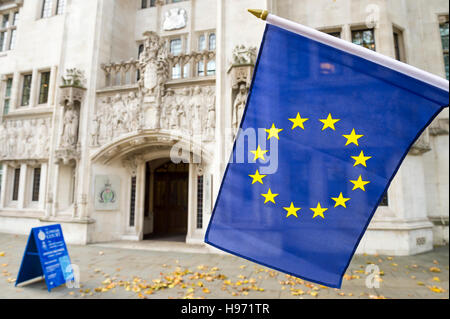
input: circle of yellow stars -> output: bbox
[248,113,371,220]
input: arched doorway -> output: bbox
[143,160,189,241]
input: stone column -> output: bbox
[52,163,60,216]
[17,163,27,209]
[10,71,20,111]
[341,24,351,42]
[38,162,48,210]
[0,163,8,208]
[48,66,58,106]
[186,163,196,242]
[135,161,146,240]
[29,68,39,107]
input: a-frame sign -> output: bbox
[15,224,74,292]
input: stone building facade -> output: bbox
[0,0,448,255]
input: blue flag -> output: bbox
[205,24,449,288]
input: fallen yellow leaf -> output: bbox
[429,267,441,273]
[428,286,446,293]
[0,252,5,257]
[132,285,141,293]
[137,293,146,299]
[432,277,441,282]
[202,288,210,294]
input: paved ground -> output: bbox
[0,233,448,299]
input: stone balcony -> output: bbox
[99,50,216,91]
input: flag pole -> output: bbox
[247,9,449,92]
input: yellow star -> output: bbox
[289,113,309,130]
[351,151,372,167]
[249,169,266,184]
[350,175,370,191]
[283,202,301,218]
[265,123,284,140]
[331,193,351,208]
[310,202,328,219]
[261,188,279,204]
[343,129,364,146]
[250,145,268,161]
[319,113,340,131]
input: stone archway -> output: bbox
[90,131,212,244]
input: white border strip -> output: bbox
[267,14,449,93]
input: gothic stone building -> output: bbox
[0,0,448,256]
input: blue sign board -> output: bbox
[15,224,74,292]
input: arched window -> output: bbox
[209,33,216,51]
[198,35,206,51]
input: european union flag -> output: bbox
[205,23,449,288]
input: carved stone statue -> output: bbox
[61,68,85,88]
[90,114,100,147]
[161,88,176,129]
[233,83,248,131]
[61,104,79,147]
[232,45,257,65]
[191,86,203,135]
[126,92,141,132]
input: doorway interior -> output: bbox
[143,160,189,242]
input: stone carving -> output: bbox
[163,8,187,31]
[61,68,85,88]
[61,103,79,147]
[93,85,216,146]
[205,87,216,140]
[0,118,51,160]
[90,114,101,147]
[160,86,216,139]
[232,45,257,65]
[139,31,169,95]
[410,130,431,155]
[56,79,85,164]
[229,45,255,134]
[93,92,143,146]
[232,83,249,132]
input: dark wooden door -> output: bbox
[153,162,189,235]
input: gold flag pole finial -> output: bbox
[248,9,269,21]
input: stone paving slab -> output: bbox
[0,233,448,299]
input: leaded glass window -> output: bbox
[352,29,376,51]
[39,71,50,104]
[170,38,182,56]
[41,0,53,18]
[21,74,32,106]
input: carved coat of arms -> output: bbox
[163,8,187,31]
[99,179,116,204]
